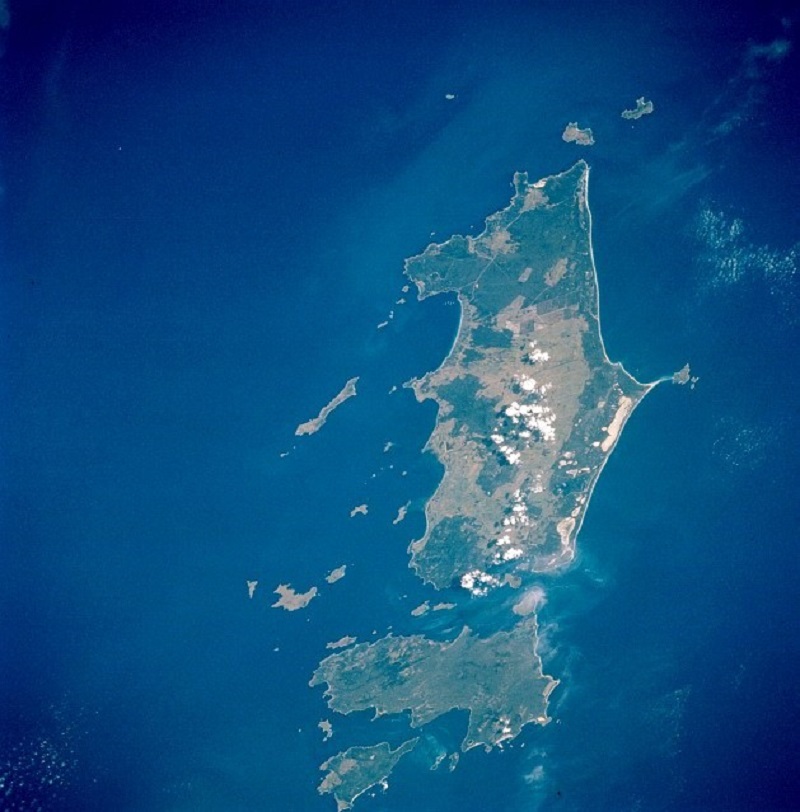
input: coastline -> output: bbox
[560,162,668,567]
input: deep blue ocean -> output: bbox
[2,1,799,810]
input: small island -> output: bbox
[318,740,419,811]
[621,96,654,120]
[326,565,347,584]
[410,601,430,617]
[392,502,409,525]
[246,580,258,599]
[349,504,368,518]
[411,599,456,616]
[296,377,359,437]
[271,583,318,611]
[672,362,699,389]
[562,122,595,145]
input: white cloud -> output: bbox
[695,206,798,320]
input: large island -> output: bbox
[405,160,659,589]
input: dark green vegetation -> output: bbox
[471,326,513,347]
[435,375,498,436]
[310,618,556,751]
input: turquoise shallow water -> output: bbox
[2,1,799,810]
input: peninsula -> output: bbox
[318,739,419,811]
